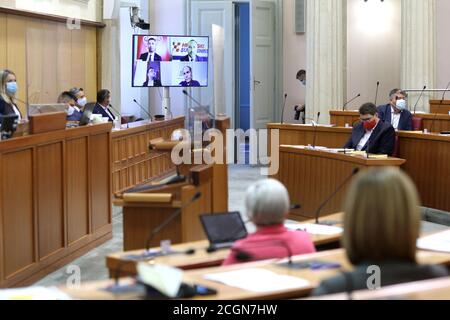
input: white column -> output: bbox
[306,0,346,124]
[401,0,436,112]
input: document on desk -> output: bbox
[137,263,183,298]
[417,230,450,253]
[204,268,310,293]
[0,287,72,300]
[285,223,343,236]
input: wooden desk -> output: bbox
[430,100,450,115]
[329,110,450,133]
[0,123,112,288]
[275,146,405,221]
[61,248,450,300]
[111,117,185,196]
[268,124,450,212]
[308,277,450,300]
[105,213,344,278]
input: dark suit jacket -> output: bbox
[344,121,396,156]
[312,261,448,296]
[139,52,162,62]
[67,109,83,122]
[179,80,201,87]
[93,103,115,122]
[180,55,206,62]
[143,79,162,87]
[377,104,413,131]
[0,96,19,117]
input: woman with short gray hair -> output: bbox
[223,179,316,265]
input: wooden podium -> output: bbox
[116,164,214,251]
[275,146,406,221]
[430,100,450,115]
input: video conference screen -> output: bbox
[132,35,209,88]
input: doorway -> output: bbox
[235,2,251,162]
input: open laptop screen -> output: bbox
[200,212,248,246]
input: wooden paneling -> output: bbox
[1,149,34,279]
[111,118,185,196]
[0,123,112,288]
[66,137,89,245]
[6,15,27,114]
[2,12,98,110]
[90,133,111,232]
[37,143,64,260]
[0,14,6,69]
[430,100,450,115]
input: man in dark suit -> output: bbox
[377,88,413,131]
[93,89,116,122]
[139,37,162,62]
[344,102,396,156]
[180,39,207,62]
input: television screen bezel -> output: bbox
[131,34,210,88]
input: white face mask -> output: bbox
[77,97,87,107]
[396,99,407,111]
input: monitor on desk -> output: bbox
[200,212,248,250]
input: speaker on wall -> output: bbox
[295,0,306,34]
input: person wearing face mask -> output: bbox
[344,102,396,156]
[377,89,413,131]
[296,69,306,86]
[57,91,83,121]
[69,87,88,111]
[0,69,23,121]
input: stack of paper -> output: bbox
[417,230,450,253]
[285,223,343,236]
[204,268,310,293]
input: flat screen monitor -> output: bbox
[28,104,67,116]
[132,35,209,88]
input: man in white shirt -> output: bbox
[345,103,396,156]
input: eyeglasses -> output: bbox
[183,71,191,75]
[360,117,374,122]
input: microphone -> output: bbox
[440,81,450,105]
[133,99,153,120]
[342,94,361,111]
[182,90,203,108]
[145,192,201,252]
[280,93,288,124]
[412,85,427,114]
[107,104,121,119]
[231,239,293,265]
[374,81,380,106]
[294,105,306,122]
[314,168,360,224]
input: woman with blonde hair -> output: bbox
[0,69,22,120]
[313,167,448,296]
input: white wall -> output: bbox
[149,0,186,117]
[347,0,401,109]
[1,0,102,22]
[436,0,450,90]
[282,0,306,123]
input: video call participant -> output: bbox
[377,89,413,131]
[179,66,201,87]
[0,69,22,121]
[139,37,162,62]
[222,179,316,266]
[70,87,88,110]
[93,89,116,122]
[312,168,448,296]
[143,67,162,87]
[181,39,206,62]
[57,91,83,121]
[344,102,395,156]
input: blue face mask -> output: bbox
[396,99,407,111]
[6,82,17,95]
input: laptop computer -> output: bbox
[79,103,96,126]
[200,212,248,250]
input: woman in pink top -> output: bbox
[223,179,316,266]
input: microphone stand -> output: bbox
[280,94,288,124]
[413,86,427,115]
[133,99,153,121]
[374,81,380,106]
[342,94,361,111]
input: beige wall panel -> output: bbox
[6,15,27,115]
[71,29,86,92]
[84,27,97,102]
[56,23,72,95]
[40,21,59,103]
[25,19,44,105]
[0,14,7,69]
